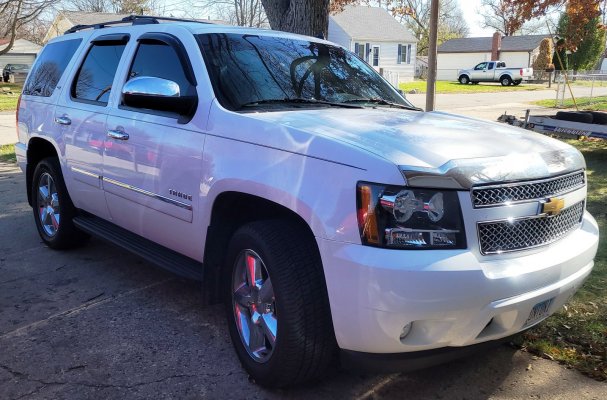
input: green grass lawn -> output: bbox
[399,80,550,94]
[516,138,607,381]
[532,96,607,111]
[0,84,22,111]
[0,144,16,163]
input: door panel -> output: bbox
[58,38,128,220]
[102,31,209,260]
[103,113,204,258]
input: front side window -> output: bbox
[128,42,190,93]
[198,34,412,111]
[73,43,126,104]
[474,62,487,70]
[23,39,82,97]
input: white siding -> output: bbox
[500,51,532,68]
[0,54,36,69]
[327,20,351,49]
[349,39,416,83]
[437,52,492,80]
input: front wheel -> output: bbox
[224,220,335,387]
[458,75,470,84]
[501,76,513,86]
[31,158,87,249]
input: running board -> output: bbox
[73,214,203,281]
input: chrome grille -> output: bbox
[472,171,585,207]
[478,201,584,255]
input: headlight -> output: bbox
[357,182,466,249]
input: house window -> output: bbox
[354,42,365,60]
[398,44,412,64]
[372,46,380,67]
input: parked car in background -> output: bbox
[14,15,598,388]
[2,63,30,83]
[458,61,533,86]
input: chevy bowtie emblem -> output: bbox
[542,197,565,216]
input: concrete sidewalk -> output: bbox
[0,112,15,146]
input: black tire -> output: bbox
[555,111,594,124]
[458,75,470,84]
[589,111,607,125]
[223,220,336,387]
[31,157,88,249]
[500,76,512,86]
[513,80,522,86]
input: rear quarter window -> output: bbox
[23,39,82,97]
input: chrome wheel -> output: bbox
[232,249,277,363]
[37,172,60,237]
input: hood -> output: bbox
[248,108,585,188]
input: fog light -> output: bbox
[399,322,413,341]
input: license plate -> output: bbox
[524,298,554,328]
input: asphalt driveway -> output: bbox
[1,162,606,399]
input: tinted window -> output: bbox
[23,39,82,97]
[128,43,190,92]
[198,34,411,111]
[73,43,126,104]
[488,63,494,70]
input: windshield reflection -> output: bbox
[197,33,414,111]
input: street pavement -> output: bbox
[0,112,15,146]
[1,159,606,398]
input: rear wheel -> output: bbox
[224,220,335,387]
[458,75,470,84]
[31,158,87,249]
[500,76,512,86]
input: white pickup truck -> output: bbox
[458,61,533,86]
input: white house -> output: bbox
[0,39,41,69]
[328,6,417,84]
[436,33,550,81]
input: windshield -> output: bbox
[197,33,414,111]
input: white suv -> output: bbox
[15,16,599,387]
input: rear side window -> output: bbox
[128,43,190,93]
[23,39,82,97]
[72,43,126,105]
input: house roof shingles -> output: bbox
[330,6,417,42]
[438,34,550,53]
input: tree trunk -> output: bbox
[261,0,330,38]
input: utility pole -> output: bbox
[426,0,439,111]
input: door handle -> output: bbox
[54,116,71,126]
[107,130,129,140]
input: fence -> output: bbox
[552,71,607,108]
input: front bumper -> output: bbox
[318,211,598,354]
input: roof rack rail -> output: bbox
[64,14,211,34]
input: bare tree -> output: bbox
[191,0,268,27]
[0,0,58,56]
[66,0,156,13]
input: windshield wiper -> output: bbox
[238,98,363,110]
[343,98,422,111]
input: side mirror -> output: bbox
[122,76,196,116]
